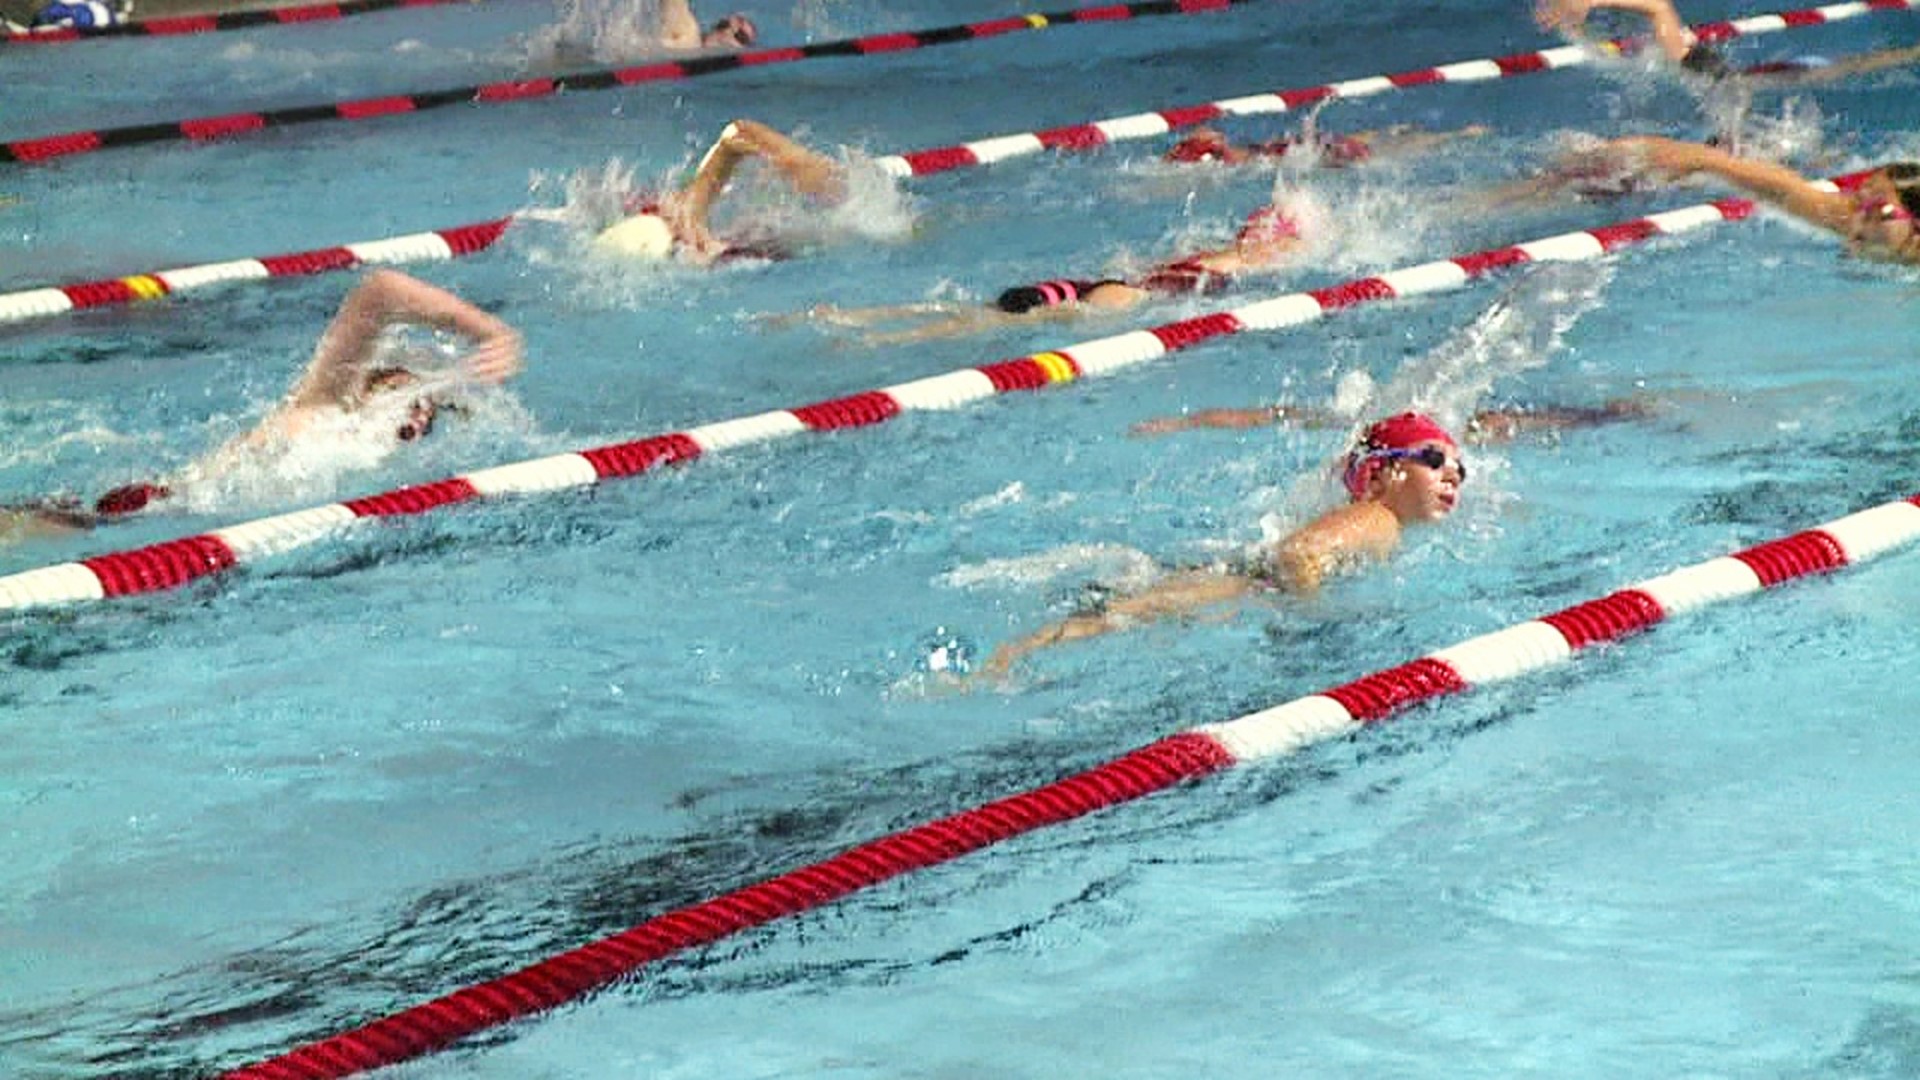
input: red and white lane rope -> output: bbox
[1,0,483,45]
[873,0,1918,177]
[0,0,1903,328]
[0,0,1254,165]
[216,491,1920,1079]
[0,219,511,324]
[0,172,1871,615]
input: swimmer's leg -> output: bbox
[0,505,96,544]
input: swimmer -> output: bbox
[1536,0,1920,84]
[5,0,130,33]
[1599,135,1920,262]
[795,203,1308,345]
[591,117,846,266]
[1161,123,1490,167]
[978,412,1468,678]
[656,0,756,51]
[1130,397,1654,440]
[0,268,524,543]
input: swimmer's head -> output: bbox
[365,366,458,443]
[1846,162,1920,253]
[591,211,676,261]
[704,12,756,48]
[1342,412,1464,523]
[996,278,1091,315]
[1235,205,1303,248]
[1164,130,1236,164]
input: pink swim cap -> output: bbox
[1236,205,1302,245]
[1342,412,1457,499]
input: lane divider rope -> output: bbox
[0,171,1871,615]
[0,0,1901,326]
[0,219,514,324]
[1,0,1257,164]
[215,491,1920,1079]
[2,0,488,45]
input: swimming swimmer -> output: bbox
[0,269,524,543]
[1599,135,1920,262]
[1130,398,1654,440]
[977,412,1467,678]
[1536,0,1920,85]
[591,117,846,267]
[1162,123,1490,168]
[655,0,756,51]
[795,203,1309,345]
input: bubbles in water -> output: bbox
[915,627,977,676]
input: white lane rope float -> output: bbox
[0,0,1906,326]
[0,171,1874,615]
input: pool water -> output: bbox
[4,0,1920,1076]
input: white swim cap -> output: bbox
[591,212,675,260]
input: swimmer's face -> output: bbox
[1847,168,1919,256]
[1366,440,1464,524]
[363,368,444,443]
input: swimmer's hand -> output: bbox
[1533,0,1596,35]
[457,330,525,385]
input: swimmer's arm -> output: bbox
[656,0,702,49]
[1129,404,1340,436]
[794,301,970,328]
[857,307,1029,346]
[1613,136,1852,231]
[283,269,522,411]
[1535,0,1694,63]
[1269,502,1400,594]
[1465,397,1654,443]
[981,569,1263,677]
[1775,43,1920,85]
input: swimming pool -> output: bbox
[5,0,1920,1075]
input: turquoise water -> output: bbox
[4,1,1920,1076]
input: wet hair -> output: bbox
[1884,162,1920,218]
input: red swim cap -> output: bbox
[1236,204,1302,244]
[1165,132,1231,163]
[94,481,171,517]
[1342,412,1456,499]
[1365,411,1456,451]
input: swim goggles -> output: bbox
[1362,445,1467,483]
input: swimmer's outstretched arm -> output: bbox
[1134,398,1654,439]
[979,568,1265,678]
[1770,43,1920,85]
[1130,404,1342,436]
[282,269,523,413]
[1607,135,1853,232]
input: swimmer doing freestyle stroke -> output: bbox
[1,269,524,543]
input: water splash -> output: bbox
[525,0,671,68]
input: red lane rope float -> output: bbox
[869,0,1918,178]
[0,218,512,323]
[216,491,1920,1079]
[0,171,1872,614]
[0,0,1254,165]
[1,0,484,45]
